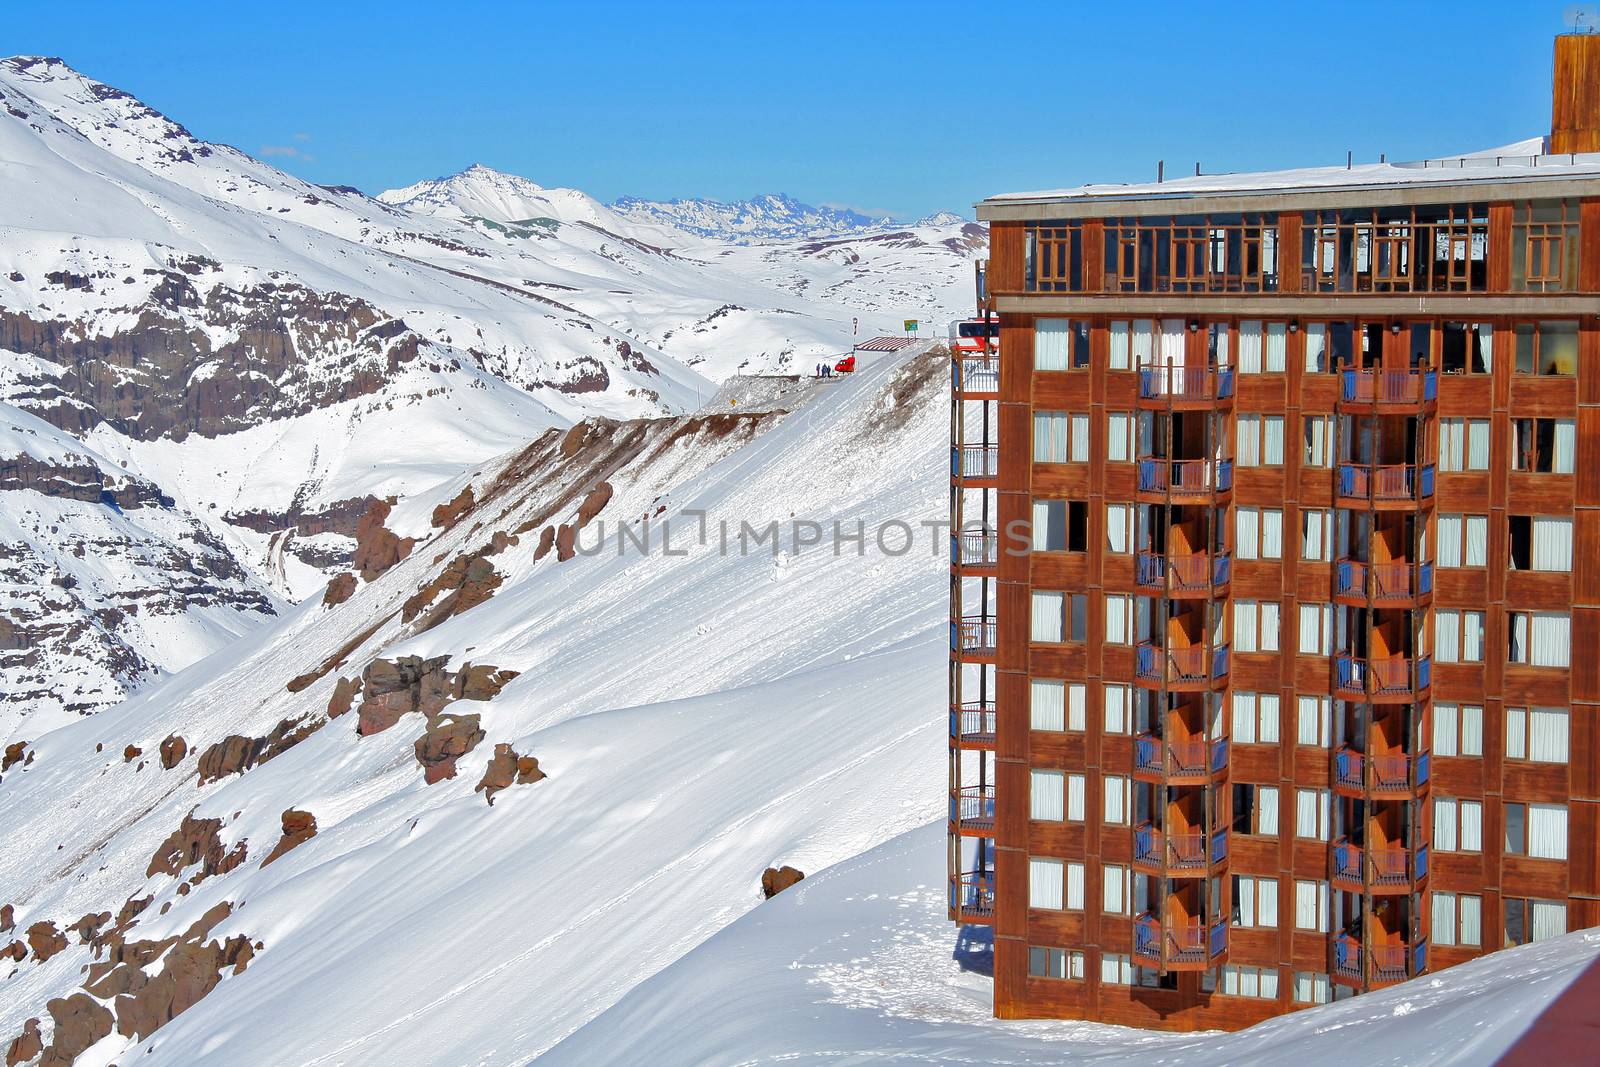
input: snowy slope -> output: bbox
[612,192,894,244]
[545,820,1600,1067]
[0,344,951,1065]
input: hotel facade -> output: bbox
[948,32,1600,1031]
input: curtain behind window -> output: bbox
[1035,319,1071,370]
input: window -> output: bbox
[1512,418,1576,474]
[1029,857,1083,910]
[1300,509,1333,561]
[1031,592,1086,643]
[1232,875,1279,928]
[1293,972,1352,1004]
[1108,320,1154,370]
[1436,513,1488,568]
[1029,946,1086,980]
[1296,696,1331,748]
[1434,796,1483,852]
[1237,414,1285,466]
[1512,201,1580,292]
[1504,802,1567,860]
[1440,322,1493,375]
[1294,880,1329,932]
[1215,964,1280,998]
[1103,775,1130,825]
[1032,500,1085,552]
[1232,783,1279,836]
[1303,322,1356,373]
[1102,864,1130,914]
[1031,770,1065,822]
[1033,412,1090,463]
[1235,507,1283,561]
[1105,594,1135,645]
[1508,516,1573,572]
[1105,503,1133,554]
[1302,416,1332,468]
[1295,788,1331,841]
[1432,892,1483,948]
[1435,609,1485,663]
[1065,775,1086,821]
[1439,418,1491,472]
[1035,319,1089,370]
[1031,679,1086,732]
[1101,953,1134,986]
[1236,320,1288,374]
[1231,691,1281,745]
[1108,412,1135,462]
[1433,703,1483,758]
[1504,898,1567,947]
[1506,707,1569,763]
[1513,321,1578,375]
[1508,611,1570,667]
[1297,602,1332,655]
[1233,600,1280,653]
[1103,684,1133,735]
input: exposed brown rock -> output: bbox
[576,481,613,526]
[25,921,67,963]
[532,524,556,561]
[761,865,805,899]
[351,499,414,582]
[261,808,318,867]
[112,928,253,1041]
[431,486,476,529]
[327,675,360,718]
[559,422,590,458]
[159,734,188,769]
[2,740,30,772]
[285,616,387,694]
[475,743,546,805]
[4,1018,40,1066]
[123,744,142,763]
[69,912,110,945]
[2,941,24,963]
[555,523,577,561]
[400,546,503,631]
[322,571,358,607]
[356,655,452,736]
[145,814,246,881]
[414,714,485,784]
[39,993,112,1066]
[0,903,12,932]
[195,716,320,785]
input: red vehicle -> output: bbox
[948,318,998,356]
[833,354,856,374]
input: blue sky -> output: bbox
[6,1,1572,219]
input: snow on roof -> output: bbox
[982,137,1600,208]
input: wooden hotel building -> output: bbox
[948,31,1600,1030]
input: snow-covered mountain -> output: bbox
[612,192,895,243]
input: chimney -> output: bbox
[1551,31,1600,153]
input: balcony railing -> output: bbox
[951,445,999,480]
[1135,643,1230,687]
[1134,823,1228,874]
[1331,839,1429,892]
[1334,933,1427,987]
[1135,551,1231,595]
[1134,913,1229,970]
[952,529,998,568]
[950,700,996,745]
[1334,654,1431,700]
[1334,560,1433,603]
[1339,368,1438,407]
[950,785,995,831]
[1138,458,1234,498]
[1336,462,1435,504]
[1133,734,1230,781]
[950,872,995,920]
[1334,745,1431,797]
[953,356,999,395]
[1137,365,1235,405]
[951,616,997,655]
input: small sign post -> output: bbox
[904,319,919,334]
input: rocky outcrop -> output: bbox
[2,942,25,963]
[356,655,453,736]
[122,744,141,763]
[159,734,187,769]
[350,499,414,582]
[2,741,31,772]
[0,452,170,509]
[575,481,613,526]
[144,814,246,882]
[760,865,805,899]
[327,676,360,718]
[38,994,113,1067]
[532,525,556,562]
[414,714,486,784]
[400,546,503,632]
[4,1018,40,1066]
[322,571,357,607]
[261,809,317,867]
[430,486,475,530]
[195,716,320,785]
[0,903,12,932]
[69,912,110,945]
[475,744,545,805]
[25,921,67,963]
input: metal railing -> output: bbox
[1135,551,1231,594]
[950,700,996,744]
[1138,458,1234,496]
[1332,840,1429,890]
[951,616,997,654]
[951,445,999,479]
[1137,365,1236,403]
[953,357,999,394]
[950,785,996,829]
[1334,934,1427,985]
[952,529,998,567]
[1340,368,1438,405]
[1337,462,1436,503]
[1135,643,1230,686]
[1334,654,1432,699]
[1333,745,1431,794]
[950,873,996,919]
[1134,734,1230,778]
[1335,560,1434,602]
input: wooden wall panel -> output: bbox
[990,222,1026,292]
[1551,33,1600,154]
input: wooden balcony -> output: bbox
[949,872,995,925]
[950,616,997,661]
[1335,462,1435,510]
[950,444,998,485]
[1136,365,1235,410]
[1337,368,1438,414]
[1137,458,1233,504]
[1334,653,1431,703]
[1330,838,1429,896]
[1132,734,1230,785]
[1133,823,1228,879]
[1333,933,1427,989]
[1134,643,1230,691]
[951,528,998,574]
[949,785,995,835]
[950,700,996,749]
[1333,560,1433,608]
[1333,745,1431,799]
[1133,913,1229,972]
[952,354,999,398]
[1135,550,1231,599]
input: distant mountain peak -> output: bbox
[609,193,897,245]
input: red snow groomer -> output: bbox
[833,354,856,374]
